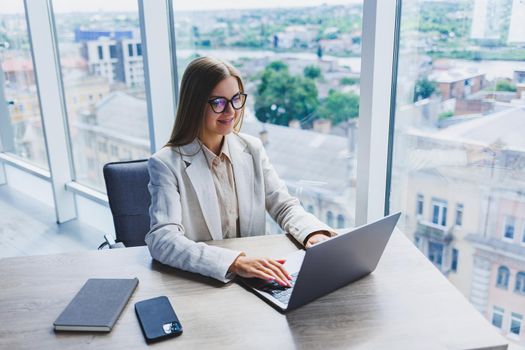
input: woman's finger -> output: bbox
[258,265,288,286]
[268,259,292,280]
[264,260,291,285]
[252,270,276,282]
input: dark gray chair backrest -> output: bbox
[103,159,151,247]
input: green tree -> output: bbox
[495,80,517,92]
[413,78,437,102]
[255,61,319,126]
[340,77,359,86]
[316,90,359,125]
[303,65,321,79]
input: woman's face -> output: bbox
[201,76,241,143]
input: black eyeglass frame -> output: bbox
[207,93,248,114]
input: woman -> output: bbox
[145,56,334,287]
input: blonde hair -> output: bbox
[166,56,245,147]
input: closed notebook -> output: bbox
[54,278,139,332]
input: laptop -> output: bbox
[238,212,401,312]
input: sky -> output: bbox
[1,0,363,14]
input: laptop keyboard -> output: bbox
[259,273,298,304]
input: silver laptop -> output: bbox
[238,212,401,312]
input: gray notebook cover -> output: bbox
[54,278,139,332]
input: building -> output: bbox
[241,118,356,232]
[74,28,134,42]
[1,57,35,88]
[81,37,144,88]
[514,70,525,85]
[430,70,485,101]
[394,106,525,345]
[73,91,150,191]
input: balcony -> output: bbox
[416,220,454,244]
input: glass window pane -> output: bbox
[416,194,424,215]
[0,1,48,169]
[451,248,459,272]
[389,0,525,345]
[173,1,363,231]
[504,216,515,239]
[516,272,525,294]
[52,1,151,192]
[492,306,504,329]
[510,313,522,336]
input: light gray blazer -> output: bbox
[145,132,333,282]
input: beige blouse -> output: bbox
[202,141,240,239]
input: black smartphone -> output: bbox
[135,296,183,343]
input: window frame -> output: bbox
[431,198,448,227]
[455,203,464,227]
[451,248,459,273]
[503,216,516,242]
[326,210,334,227]
[416,193,424,217]
[491,306,504,329]
[336,214,346,229]
[515,272,525,295]
[1,0,400,230]
[496,266,510,290]
[510,312,523,337]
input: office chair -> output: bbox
[100,159,151,248]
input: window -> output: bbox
[109,45,117,59]
[496,266,510,289]
[173,1,363,230]
[97,46,103,60]
[110,145,119,157]
[52,0,151,192]
[431,199,447,227]
[387,2,525,341]
[326,211,334,227]
[136,43,142,56]
[337,214,345,229]
[510,313,523,336]
[428,242,443,268]
[522,224,525,244]
[455,203,463,227]
[492,306,504,329]
[416,194,424,216]
[451,248,459,273]
[515,272,525,294]
[0,0,48,169]
[128,43,133,57]
[98,141,107,154]
[503,216,516,240]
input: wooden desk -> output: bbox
[0,231,508,350]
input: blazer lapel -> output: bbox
[227,134,254,236]
[180,141,222,240]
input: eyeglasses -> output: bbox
[207,93,247,114]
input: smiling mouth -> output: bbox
[217,118,234,125]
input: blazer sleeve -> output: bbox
[260,143,334,245]
[144,155,242,283]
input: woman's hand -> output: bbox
[305,231,333,248]
[229,255,292,287]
